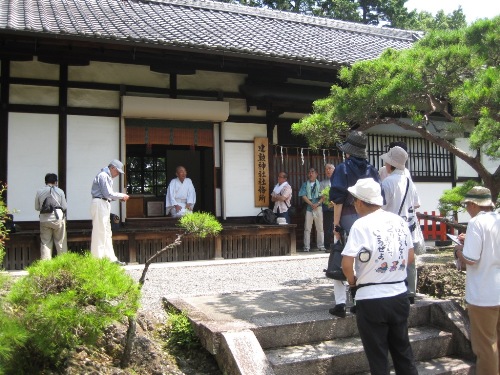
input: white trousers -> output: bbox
[303,207,324,250]
[333,279,347,305]
[90,199,118,261]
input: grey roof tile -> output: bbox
[0,0,422,66]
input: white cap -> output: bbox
[347,178,383,206]
[109,159,124,174]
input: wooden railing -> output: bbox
[2,224,297,270]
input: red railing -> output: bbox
[418,211,454,241]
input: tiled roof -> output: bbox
[0,0,422,67]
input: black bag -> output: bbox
[256,208,277,225]
[324,241,347,280]
[40,187,63,219]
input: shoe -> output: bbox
[114,261,126,266]
[329,304,346,318]
[408,296,415,304]
[318,247,327,252]
[303,248,310,252]
[350,305,357,314]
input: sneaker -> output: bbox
[114,261,126,266]
[329,303,346,318]
[318,247,327,252]
[350,305,357,314]
[303,248,310,252]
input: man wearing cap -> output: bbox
[328,130,381,317]
[341,178,417,375]
[90,160,129,264]
[35,173,68,260]
[454,186,499,375]
[380,146,421,304]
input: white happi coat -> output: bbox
[165,177,196,217]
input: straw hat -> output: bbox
[338,131,367,159]
[347,178,383,206]
[380,146,408,170]
[461,186,494,208]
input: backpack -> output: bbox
[40,187,63,218]
[256,208,277,225]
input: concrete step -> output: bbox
[254,300,434,349]
[266,326,454,375]
[357,356,476,375]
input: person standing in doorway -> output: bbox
[90,160,129,265]
[35,173,68,260]
[298,167,325,252]
[455,186,499,375]
[165,166,196,218]
[271,171,292,224]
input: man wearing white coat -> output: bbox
[165,166,196,217]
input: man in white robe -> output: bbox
[165,166,196,217]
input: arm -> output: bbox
[332,203,343,240]
[341,255,357,286]
[186,179,196,210]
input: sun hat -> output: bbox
[380,146,408,170]
[461,186,494,208]
[338,131,367,159]
[347,177,383,206]
[109,159,125,174]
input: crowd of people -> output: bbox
[32,131,498,374]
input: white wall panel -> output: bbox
[221,123,267,217]
[7,113,59,221]
[413,182,452,216]
[67,116,122,220]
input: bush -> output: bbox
[0,184,9,268]
[2,252,141,372]
[178,212,222,238]
[162,308,200,351]
[438,180,481,216]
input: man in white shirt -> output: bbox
[271,171,292,224]
[341,178,417,375]
[380,146,421,304]
[165,166,196,218]
[455,186,499,375]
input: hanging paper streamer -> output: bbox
[300,148,304,165]
[323,149,326,165]
[280,146,284,164]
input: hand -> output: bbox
[458,233,466,244]
[174,205,182,212]
[186,204,192,211]
[122,194,130,202]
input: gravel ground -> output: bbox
[126,253,332,320]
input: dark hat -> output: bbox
[338,131,367,159]
[387,141,408,152]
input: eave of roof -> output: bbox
[0,0,422,68]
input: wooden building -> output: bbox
[2,0,482,269]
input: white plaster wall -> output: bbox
[7,113,59,221]
[455,137,499,176]
[66,116,122,220]
[10,85,59,106]
[69,61,169,87]
[68,89,120,109]
[11,59,59,80]
[222,122,267,217]
[413,182,452,217]
[179,70,246,92]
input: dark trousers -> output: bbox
[322,210,333,248]
[277,209,290,224]
[356,292,418,375]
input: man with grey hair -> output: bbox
[455,186,499,375]
[90,160,129,265]
[320,163,335,250]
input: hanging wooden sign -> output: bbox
[254,137,269,207]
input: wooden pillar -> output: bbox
[214,235,223,260]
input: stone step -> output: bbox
[254,300,434,349]
[265,326,454,375]
[357,356,476,375]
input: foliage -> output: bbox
[219,0,466,30]
[0,184,9,267]
[438,180,482,216]
[292,17,500,200]
[321,186,330,205]
[1,253,141,372]
[178,212,223,238]
[161,308,201,351]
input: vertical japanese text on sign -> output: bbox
[254,137,269,207]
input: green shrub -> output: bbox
[162,308,200,351]
[438,180,481,216]
[178,212,222,238]
[3,252,141,372]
